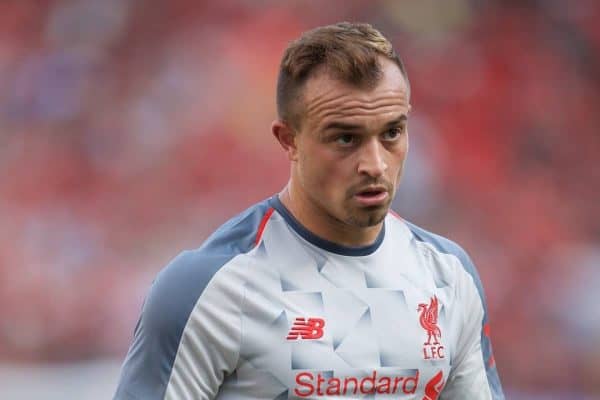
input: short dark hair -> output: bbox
[276,22,410,129]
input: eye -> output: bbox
[335,134,356,146]
[382,126,404,141]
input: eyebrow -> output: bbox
[383,115,408,128]
[322,115,407,132]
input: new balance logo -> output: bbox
[286,317,325,340]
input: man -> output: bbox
[113,22,504,399]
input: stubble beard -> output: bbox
[344,198,391,228]
[343,179,396,228]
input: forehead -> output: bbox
[301,58,410,129]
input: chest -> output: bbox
[227,260,458,398]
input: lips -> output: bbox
[356,185,387,196]
[354,186,389,206]
[358,189,384,196]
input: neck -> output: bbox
[278,183,383,248]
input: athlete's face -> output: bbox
[288,58,410,231]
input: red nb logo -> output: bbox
[286,317,325,340]
[418,296,442,345]
[422,370,444,400]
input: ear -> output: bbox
[271,120,299,161]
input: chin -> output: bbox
[346,207,388,228]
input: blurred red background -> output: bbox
[1,0,599,397]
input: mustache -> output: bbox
[346,179,394,197]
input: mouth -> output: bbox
[353,186,389,206]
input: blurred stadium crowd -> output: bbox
[0,0,599,396]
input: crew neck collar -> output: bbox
[269,195,385,256]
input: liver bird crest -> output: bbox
[418,296,441,345]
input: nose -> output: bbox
[357,139,387,178]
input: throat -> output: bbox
[278,188,384,248]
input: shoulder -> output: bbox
[114,199,277,399]
[400,219,504,399]
[404,220,472,269]
[142,198,275,334]
[402,219,487,303]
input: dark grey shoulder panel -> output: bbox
[113,199,273,400]
[405,221,486,306]
[405,220,505,400]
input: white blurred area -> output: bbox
[0,360,121,400]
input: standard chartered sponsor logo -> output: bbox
[293,370,419,397]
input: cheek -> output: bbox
[398,136,410,163]
[389,146,408,168]
[305,152,350,197]
[301,150,333,188]
[387,145,409,184]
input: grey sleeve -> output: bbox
[451,249,504,400]
[113,250,237,400]
[440,262,492,399]
[407,222,504,399]
[113,201,270,400]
